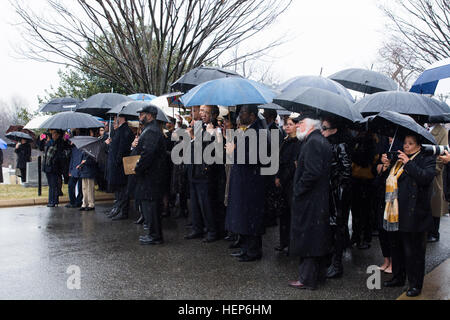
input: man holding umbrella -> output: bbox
[135,104,167,245]
[289,111,333,290]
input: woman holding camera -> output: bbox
[380,134,436,297]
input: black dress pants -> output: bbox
[241,234,262,258]
[298,256,328,289]
[114,183,130,215]
[389,231,427,290]
[351,179,374,244]
[141,200,163,240]
[190,182,217,239]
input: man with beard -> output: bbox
[289,112,332,290]
[226,105,268,262]
[135,105,167,245]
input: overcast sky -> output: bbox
[0,0,391,111]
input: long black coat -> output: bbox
[15,143,31,169]
[290,130,333,258]
[134,120,167,201]
[225,119,268,236]
[381,152,436,233]
[276,135,302,205]
[106,122,134,189]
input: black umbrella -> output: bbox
[258,103,292,116]
[361,111,436,145]
[39,97,82,113]
[39,112,104,130]
[354,91,450,120]
[75,93,133,117]
[107,101,170,123]
[5,131,33,142]
[273,87,363,123]
[171,66,243,92]
[428,113,450,124]
[329,68,398,94]
[69,136,103,160]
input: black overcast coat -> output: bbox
[380,151,436,233]
[134,120,167,201]
[15,143,31,170]
[106,122,134,189]
[290,130,333,258]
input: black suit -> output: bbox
[135,120,167,240]
[15,143,31,182]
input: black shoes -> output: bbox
[139,236,164,245]
[202,237,219,243]
[79,207,86,211]
[134,215,145,225]
[47,204,56,208]
[184,232,204,240]
[326,265,343,279]
[406,287,421,297]
[107,208,119,218]
[229,240,241,249]
[86,207,95,211]
[112,213,128,221]
[230,250,245,258]
[238,254,262,262]
[274,245,288,252]
[384,278,406,288]
[427,234,439,243]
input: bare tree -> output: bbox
[375,39,421,91]
[11,0,292,95]
[381,0,449,68]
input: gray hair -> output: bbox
[304,118,322,131]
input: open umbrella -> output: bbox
[410,58,450,95]
[329,68,398,94]
[278,75,355,102]
[180,77,277,107]
[24,115,53,130]
[108,101,170,123]
[354,91,450,120]
[39,97,82,113]
[75,93,133,117]
[171,66,243,92]
[274,87,363,123]
[128,93,157,101]
[0,138,7,150]
[69,136,103,160]
[39,112,104,130]
[6,131,33,142]
[361,111,436,145]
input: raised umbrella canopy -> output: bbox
[39,112,104,130]
[274,86,363,123]
[278,75,355,102]
[5,131,33,142]
[75,93,133,117]
[180,77,277,107]
[171,66,243,92]
[354,91,450,122]
[410,58,450,95]
[108,101,170,123]
[128,93,157,101]
[329,68,398,94]
[39,97,82,113]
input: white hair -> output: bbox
[304,118,322,131]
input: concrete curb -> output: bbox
[0,193,115,208]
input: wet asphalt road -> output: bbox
[0,203,448,300]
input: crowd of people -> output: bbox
[24,102,449,297]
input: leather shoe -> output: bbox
[427,234,439,243]
[47,204,56,208]
[79,207,86,211]
[238,254,262,262]
[140,237,164,245]
[229,240,241,249]
[107,209,120,218]
[326,265,343,279]
[384,278,405,287]
[184,232,204,240]
[230,250,245,258]
[288,281,314,290]
[406,288,421,297]
[274,245,288,252]
[112,213,128,221]
[134,215,145,225]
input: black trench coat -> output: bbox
[290,130,333,258]
[225,119,268,236]
[106,122,134,190]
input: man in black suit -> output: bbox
[135,104,167,245]
[289,112,333,290]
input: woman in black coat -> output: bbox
[274,117,301,253]
[43,130,65,207]
[320,117,352,279]
[15,139,32,183]
[380,134,436,297]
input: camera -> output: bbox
[386,151,398,160]
[421,144,450,156]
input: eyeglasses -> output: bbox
[321,126,335,131]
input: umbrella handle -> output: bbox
[389,127,399,152]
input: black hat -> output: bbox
[295,110,320,122]
[137,104,158,116]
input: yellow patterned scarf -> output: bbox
[383,151,420,231]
